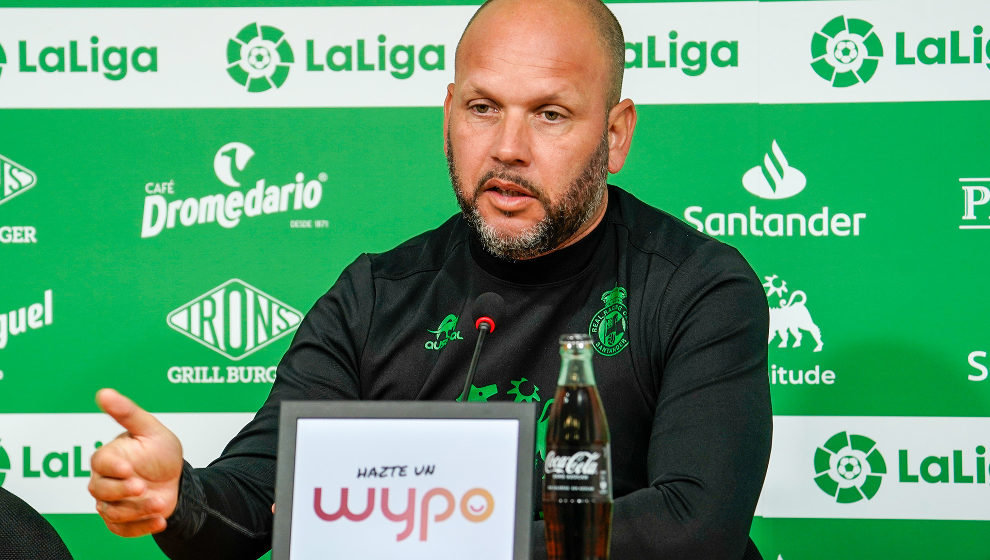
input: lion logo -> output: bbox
[763,275,823,352]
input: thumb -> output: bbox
[96,388,164,438]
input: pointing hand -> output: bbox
[88,388,183,537]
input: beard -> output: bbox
[446,133,609,261]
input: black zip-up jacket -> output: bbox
[155,185,772,559]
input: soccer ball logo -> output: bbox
[811,16,884,88]
[226,23,294,92]
[0,43,7,80]
[814,431,886,503]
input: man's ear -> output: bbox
[606,99,637,174]
[442,83,455,154]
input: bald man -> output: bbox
[89,1,771,558]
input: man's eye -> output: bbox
[471,104,492,114]
[543,111,562,121]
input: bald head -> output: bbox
[456,0,625,107]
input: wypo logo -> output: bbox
[684,140,867,238]
[814,431,886,504]
[811,16,884,88]
[166,279,302,360]
[140,142,325,239]
[0,153,38,207]
[312,486,494,542]
[227,23,294,92]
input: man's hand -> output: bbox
[88,388,183,537]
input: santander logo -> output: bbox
[312,486,495,541]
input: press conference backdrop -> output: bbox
[0,0,988,558]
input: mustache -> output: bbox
[474,169,545,203]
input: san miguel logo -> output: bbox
[587,286,629,357]
[166,279,302,360]
[0,153,38,207]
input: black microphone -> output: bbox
[459,292,505,402]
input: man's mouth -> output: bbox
[483,178,535,198]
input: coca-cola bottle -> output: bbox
[543,333,612,560]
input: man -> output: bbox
[89,0,772,558]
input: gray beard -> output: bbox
[446,134,609,261]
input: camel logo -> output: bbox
[213,142,255,188]
[814,431,886,503]
[167,279,303,360]
[763,275,823,352]
[226,23,294,92]
[811,15,884,88]
[0,441,9,486]
[589,286,629,356]
[424,314,462,351]
[0,153,38,207]
[742,140,806,200]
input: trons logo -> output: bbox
[0,441,10,486]
[140,142,325,238]
[763,275,823,353]
[684,139,867,238]
[960,176,990,230]
[227,23,294,92]
[742,140,805,200]
[811,16,883,87]
[166,279,302,360]
[0,153,38,207]
[425,314,462,351]
[814,431,886,503]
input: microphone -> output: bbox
[459,292,505,403]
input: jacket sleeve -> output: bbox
[153,255,374,560]
[532,242,772,560]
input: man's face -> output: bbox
[443,0,615,260]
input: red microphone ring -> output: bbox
[475,316,495,332]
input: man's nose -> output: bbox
[492,112,531,166]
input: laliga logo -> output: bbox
[313,486,494,542]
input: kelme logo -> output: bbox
[742,140,805,200]
[167,279,302,360]
[814,431,886,503]
[227,23,294,92]
[589,286,628,357]
[0,153,38,207]
[425,314,462,351]
[811,15,884,87]
[0,441,10,486]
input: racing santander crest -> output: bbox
[589,286,629,356]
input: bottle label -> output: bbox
[543,446,611,499]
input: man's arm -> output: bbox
[89,255,374,560]
[532,242,771,560]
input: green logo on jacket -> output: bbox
[589,286,629,356]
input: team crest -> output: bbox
[589,286,629,356]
